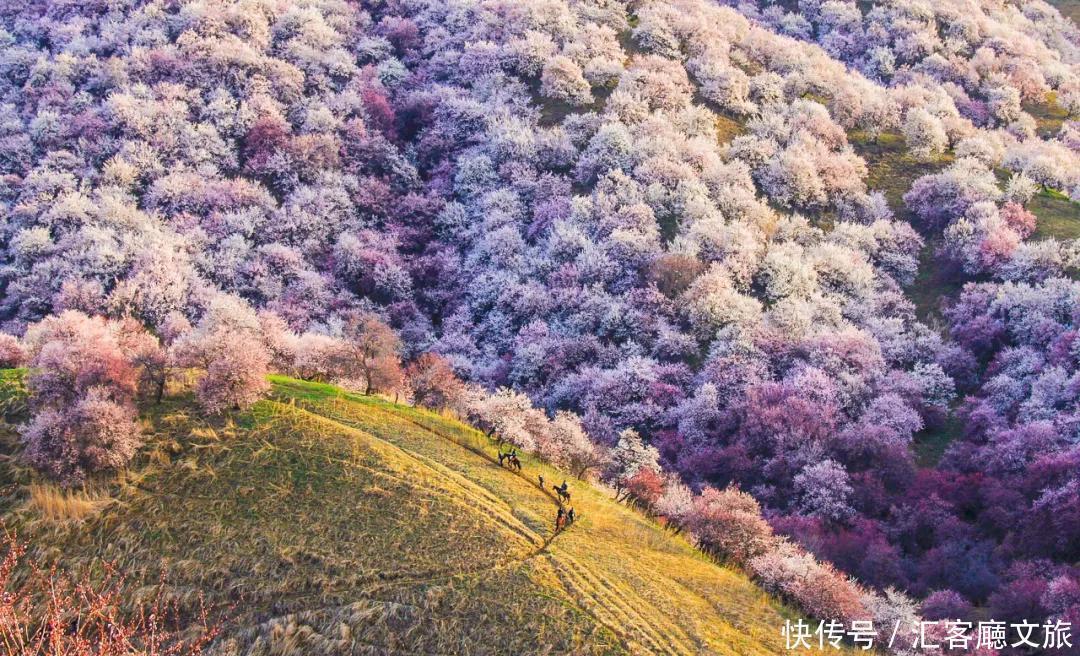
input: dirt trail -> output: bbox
[272,393,701,655]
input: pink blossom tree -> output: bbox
[0,333,26,368]
[406,352,464,410]
[337,313,404,396]
[20,311,142,485]
[541,56,594,107]
[175,296,272,415]
[194,331,272,415]
[685,485,775,564]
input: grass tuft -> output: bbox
[27,483,115,523]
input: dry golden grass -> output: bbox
[270,377,847,655]
[26,483,115,523]
[0,374,845,655]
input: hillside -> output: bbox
[0,374,814,655]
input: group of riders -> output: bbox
[497,449,577,534]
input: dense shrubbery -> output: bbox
[2,0,1080,635]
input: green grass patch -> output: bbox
[1023,91,1071,139]
[907,239,965,326]
[536,88,612,127]
[1030,187,1080,241]
[849,130,953,222]
[914,414,964,467]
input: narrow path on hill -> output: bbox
[263,400,548,548]
[266,389,695,656]
[246,397,591,622]
[294,398,568,550]
[365,402,567,509]
[352,400,700,655]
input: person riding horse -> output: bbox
[553,481,571,503]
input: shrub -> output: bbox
[20,312,142,485]
[0,533,219,654]
[406,352,464,410]
[685,485,775,564]
[750,539,869,623]
[22,388,142,487]
[0,333,26,368]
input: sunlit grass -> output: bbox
[25,483,115,523]
[0,372,846,655]
[914,414,964,468]
[715,114,746,147]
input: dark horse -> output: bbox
[552,484,571,504]
[507,454,522,471]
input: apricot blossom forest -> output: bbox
[2,0,1080,647]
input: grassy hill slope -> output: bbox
[0,375,818,655]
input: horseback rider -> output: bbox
[556,506,565,531]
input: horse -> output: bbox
[508,454,522,471]
[552,485,571,504]
[497,452,507,467]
